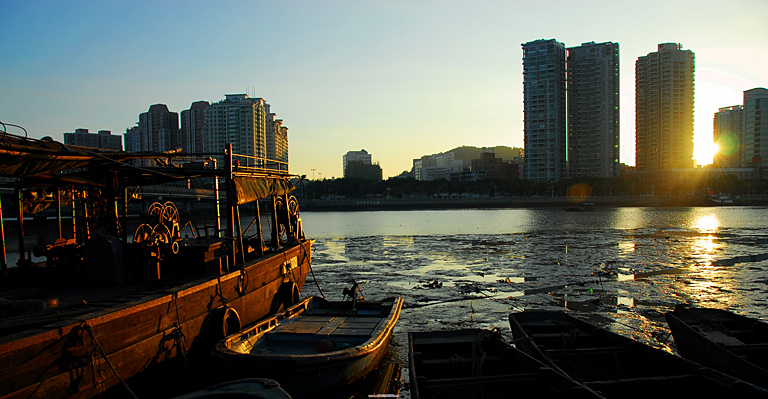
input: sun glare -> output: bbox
[693,140,719,166]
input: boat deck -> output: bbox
[244,310,384,355]
[277,314,381,336]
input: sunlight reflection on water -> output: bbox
[302,207,768,359]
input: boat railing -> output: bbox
[231,153,289,176]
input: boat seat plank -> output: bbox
[701,330,745,345]
[330,327,375,336]
[338,318,380,328]
[276,321,330,334]
[317,316,347,335]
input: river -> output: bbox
[6,206,768,396]
[297,206,768,396]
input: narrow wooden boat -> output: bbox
[212,295,403,397]
[0,135,313,398]
[509,311,768,398]
[665,305,768,388]
[408,329,604,399]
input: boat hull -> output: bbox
[213,296,403,397]
[509,311,768,398]
[0,240,312,399]
[408,329,602,399]
[665,306,768,389]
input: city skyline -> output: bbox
[1,1,766,179]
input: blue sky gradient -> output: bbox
[2,0,766,178]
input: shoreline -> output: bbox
[300,196,768,211]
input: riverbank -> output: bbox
[300,195,768,211]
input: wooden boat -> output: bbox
[170,378,293,399]
[509,311,768,398]
[408,329,604,399]
[212,295,403,397]
[0,134,312,398]
[665,305,768,388]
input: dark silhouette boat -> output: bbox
[408,329,604,399]
[212,294,403,397]
[564,202,594,212]
[509,311,768,398]
[0,132,312,398]
[665,305,768,389]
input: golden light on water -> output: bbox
[693,214,719,232]
[692,214,720,266]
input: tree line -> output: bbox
[295,175,768,200]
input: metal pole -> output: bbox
[82,189,90,240]
[255,200,263,257]
[226,144,235,271]
[16,188,25,266]
[71,187,77,240]
[56,187,62,239]
[234,205,244,266]
[123,188,129,242]
[0,193,6,271]
[213,158,221,238]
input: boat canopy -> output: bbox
[0,133,294,192]
[229,176,294,205]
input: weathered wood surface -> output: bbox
[0,240,311,399]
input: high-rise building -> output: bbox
[204,94,268,166]
[138,104,180,153]
[567,41,620,178]
[124,126,139,152]
[713,105,744,168]
[180,101,209,153]
[635,43,695,170]
[64,128,123,150]
[743,88,768,171]
[266,105,289,171]
[522,39,567,182]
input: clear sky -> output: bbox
[1,1,766,179]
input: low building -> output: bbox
[345,161,382,181]
[64,128,123,150]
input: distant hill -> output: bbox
[448,146,523,163]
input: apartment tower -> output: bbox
[713,105,744,168]
[743,88,768,171]
[567,41,620,178]
[180,101,209,153]
[522,39,567,182]
[138,104,180,153]
[204,94,268,166]
[635,43,695,170]
[266,104,289,171]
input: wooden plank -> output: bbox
[317,317,346,335]
[339,319,380,328]
[277,321,329,334]
[330,327,374,336]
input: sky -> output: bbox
[1,1,766,179]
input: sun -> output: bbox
[693,139,719,166]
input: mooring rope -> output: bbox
[81,322,139,399]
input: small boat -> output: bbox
[564,202,594,212]
[509,311,768,398]
[408,329,604,399]
[170,378,293,399]
[213,295,403,397]
[665,305,768,388]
